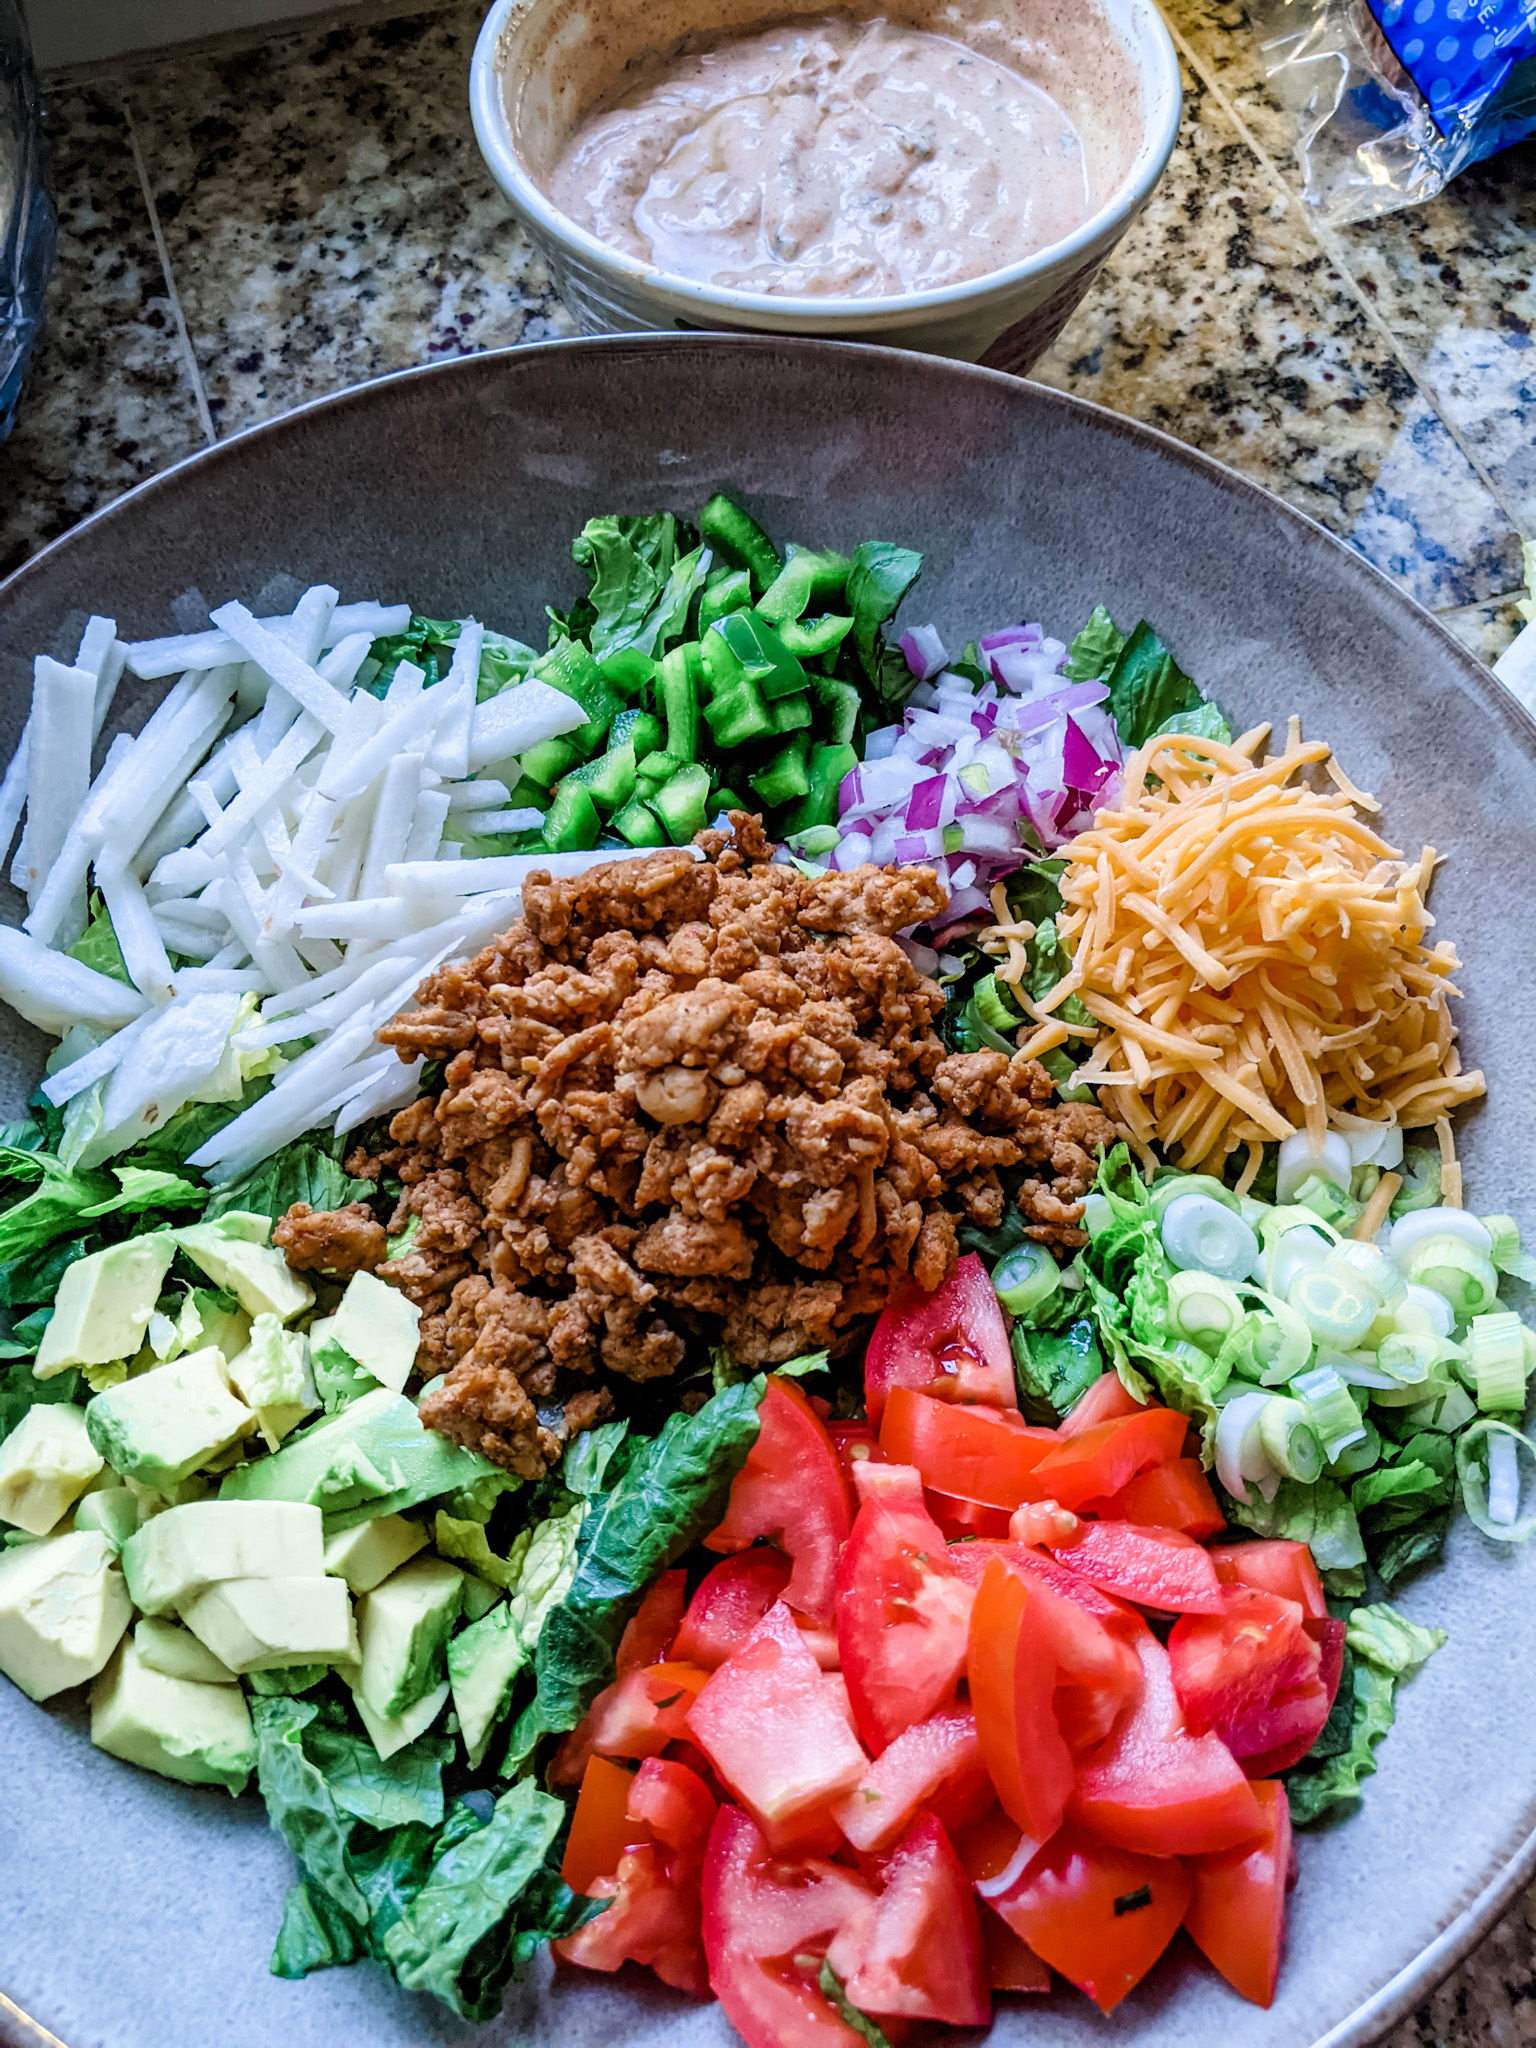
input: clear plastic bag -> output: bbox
[1252,0,1536,224]
[0,0,55,439]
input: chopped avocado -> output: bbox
[33,1236,178,1378]
[447,1602,527,1769]
[178,1574,353,1672]
[0,1528,132,1700]
[461,1574,504,1623]
[0,1404,104,1534]
[74,1488,140,1552]
[322,1511,428,1593]
[218,1387,499,1523]
[85,1348,255,1492]
[246,1663,329,1696]
[90,1634,255,1794]
[351,1674,451,1763]
[174,1217,315,1323]
[356,1555,464,1720]
[121,1499,325,1614]
[134,1615,239,1686]
[324,1272,421,1395]
[186,1291,252,1368]
[224,1313,318,1450]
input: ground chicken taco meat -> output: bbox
[274,818,1121,1475]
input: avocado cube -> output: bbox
[325,1272,421,1395]
[447,1601,528,1769]
[178,1574,353,1673]
[90,1634,255,1794]
[323,1511,428,1594]
[85,1348,255,1492]
[356,1555,464,1720]
[0,1528,132,1700]
[74,1488,140,1553]
[33,1236,178,1379]
[223,1313,318,1450]
[174,1218,315,1323]
[0,1404,104,1534]
[351,1674,451,1763]
[219,1387,497,1522]
[134,1615,239,1686]
[122,1499,325,1615]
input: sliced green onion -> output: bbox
[1481,1214,1536,1284]
[1403,1383,1476,1434]
[1327,1240,1406,1313]
[973,973,1026,1034]
[1239,1286,1314,1385]
[1329,1349,1399,1392]
[1402,1236,1501,1322]
[1293,1175,1363,1235]
[1389,1144,1442,1218]
[1258,1397,1324,1483]
[1275,1130,1352,1205]
[1291,1363,1365,1460]
[1456,1418,1536,1542]
[992,1241,1062,1319]
[1287,1264,1378,1348]
[1167,1270,1245,1354]
[1259,1204,1343,1250]
[1390,1206,1492,1268]
[788,825,841,855]
[1148,1175,1241,1222]
[1266,1227,1333,1300]
[1376,1331,1443,1387]
[1215,1390,1272,1502]
[1161,1194,1259,1282]
[1327,1419,1382,1476]
[1464,1309,1529,1413]
[1397,1286,1455,1342]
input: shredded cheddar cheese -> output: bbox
[1036,724,1485,1170]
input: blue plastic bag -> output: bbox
[1254,0,1536,222]
[0,0,55,438]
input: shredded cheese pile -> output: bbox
[1003,721,1485,1181]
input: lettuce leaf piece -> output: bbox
[1345,1601,1446,1677]
[381,1780,586,2021]
[820,1962,895,2048]
[311,1337,379,1413]
[367,617,538,703]
[298,1720,453,1830]
[1372,1512,1453,1588]
[572,514,688,660]
[0,1146,117,1261]
[1011,1318,1104,1424]
[204,1137,373,1225]
[560,1419,631,1500]
[1154,700,1232,744]
[252,1695,370,1924]
[1284,1657,1396,1825]
[435,1511,533,1591]
[1224,1476,1367,1571]
[1063,604,1127,683]
[66,896,133,986]
[78,1165,207,1219]
[115,1072,273,1177]
[271,1879,366,1977]
[0,1234,89,1309]
[1104,621,1202,749]
[0,1356,82,1444]
[847,541,923,698]
[505,1379,764,1770]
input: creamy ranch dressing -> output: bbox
[544,12,1092,297]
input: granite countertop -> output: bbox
[3,0,1535,2037]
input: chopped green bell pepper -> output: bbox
[704,679,776,749]
[749,734,812,808]
[812,676,861,746]
[542,781,601,851]
[518,735,586,788]
[700,494,781,595]
[597,647,656,696]
[783,742,857,834]
[638,750,683,790]
[651,763,711,842]
[611,708,664,761]
[706,610,806,701]
[659,643,702,764]
[612,797,667,847]
[770,691,813,735]
[756,548,853,625]
[699,567,754,633]
[563,740,637,814]
[779,613,854,659]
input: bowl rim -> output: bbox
[467,0,1184,327]
[1,332,1534,2048]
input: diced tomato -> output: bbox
[988,1824,1191,2013]
[946,1537,1140,1633]
[616,1569,687,1674]
[1168,1585,1319,1753]
[924,1488,1014,1539]
[562,1755,649,1895]
[1070,1626,1264,1855]
[880,1387,1058,1508]
[1059,1370,1146,1437]
[1212,1539,1328,1629]
[832,1708,989,1853]
[707,1377,852,1626]
[1050,1519,1225,1614]
[1184,1778,1292,2006]
[969,1559,1143,1841]
[629,1756,717,1875]
[980,1905,1052,1992]
[836,1494,973,1754]
[954,1803,1038,1888]
[829,1421,884,1486]
[852,1460,926,1507]
[1087,1458,1226,1539]
[1234,1616,1347,1777]
[701,1804,878,2048]
[556,1839,711,1997]
[688,1601,868,1828]
[674,1551,794,1670]
[864,1254,1017,1430]
[552,1661,713,1783]
[1020,1407,1190,1511]
[826,1813,989,2026]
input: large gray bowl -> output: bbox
[1,336,1533,2048]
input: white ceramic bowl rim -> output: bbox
[469,0,1183,325]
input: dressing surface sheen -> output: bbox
[544,12,1092,296]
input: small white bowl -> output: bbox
[470,0,1181,372]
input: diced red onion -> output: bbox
[899,625,949,681]
[979,624,1042,654]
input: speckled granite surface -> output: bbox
[1,0,1534,2038]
